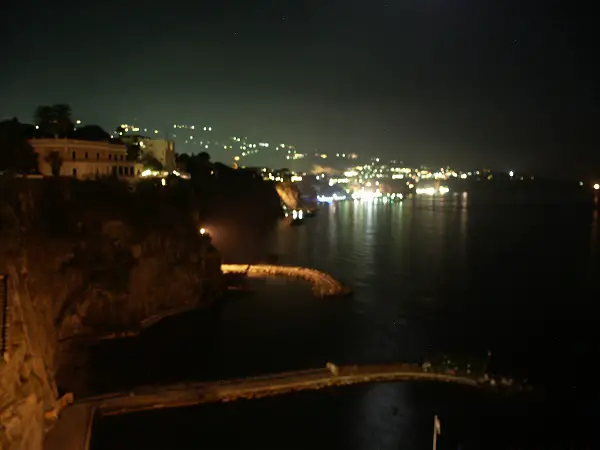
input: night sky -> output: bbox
[1,1,596,175]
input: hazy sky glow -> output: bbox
[1,0,596,175]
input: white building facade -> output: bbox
[139,139,176,172]
[30,138,142,179]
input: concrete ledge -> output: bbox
[221,264,351,297]
[44,404,94,450]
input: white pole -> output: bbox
[433,416,438,450]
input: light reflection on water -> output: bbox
[206,193,600,370]
[90,192,599,449]
[350,382,414,450]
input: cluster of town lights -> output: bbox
[315,191,405,203]
[415,186,450,195]
[141,169,191,181]
[316,194,347,203]
[289,210,303,220]
[351,190,382,201]
[283,209,305,220]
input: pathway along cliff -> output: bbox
[83,264,349,342]
[124,263,350,336]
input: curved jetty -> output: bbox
[221,264,351,297]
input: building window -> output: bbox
[96,153,100,160]
[72,151,76,160]
[112,166,117,176]
[118,166,123,176]
[120,154,124,161]
[109,154,112,160]
[85,151,88,159]
[72,168,77,177]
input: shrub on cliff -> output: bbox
[175,152,282,227]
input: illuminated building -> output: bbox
[138,138,176,171]
[30,138,141,179]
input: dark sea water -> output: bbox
[90,189,600,449]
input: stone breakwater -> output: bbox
[221,264,351,297]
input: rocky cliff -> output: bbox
[0,177,222,449]
[275,181,304,210]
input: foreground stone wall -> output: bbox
[1,272,57,450]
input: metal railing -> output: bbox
[1,274,8,357]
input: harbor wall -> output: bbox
[221,264,350,297]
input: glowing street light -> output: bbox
[594,184,599,190]
[199,228,206,235]
[509,171,514,177]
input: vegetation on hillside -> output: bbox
[176,151,282,226]
[0,103,284,229]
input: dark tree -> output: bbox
[0,118,39,173]
[141,154,163,171]
[176,153,191,165]
[182,152,214,179]
[122,135,145,161]
[197,152,211,164]
[33,106,54,134]
[212,162,231,174]
[45,151,62,177]
[34,104,74,138]
[126,142,141,161]
[53,104,73,135]
[72,125,110,141]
